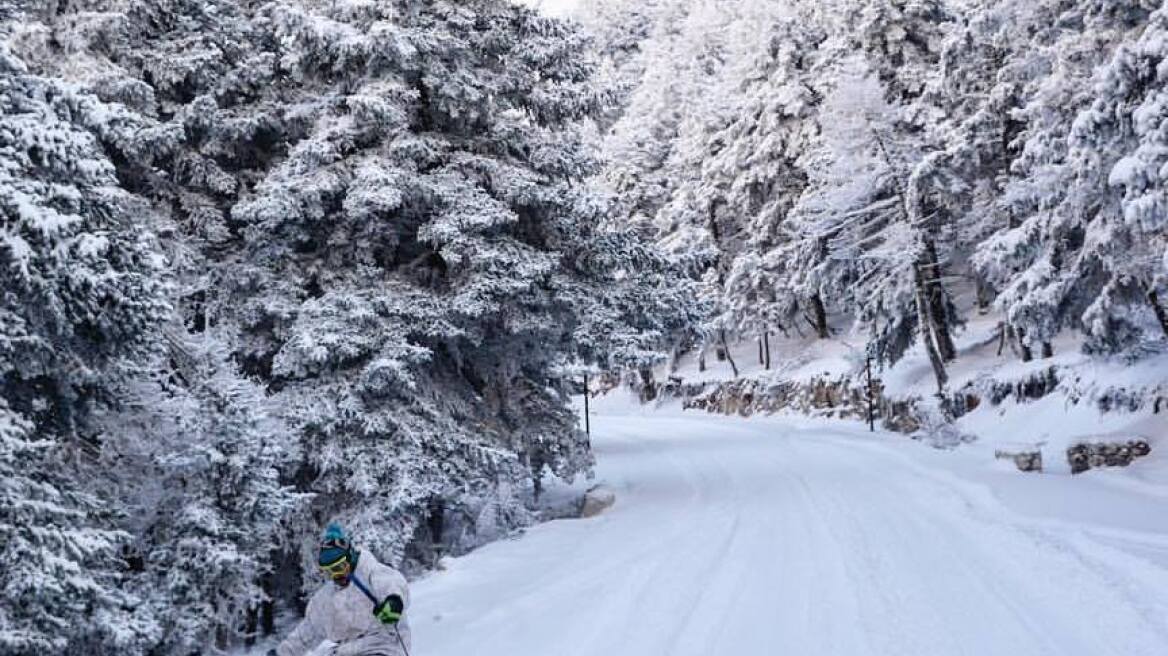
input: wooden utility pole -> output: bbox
[583,373,591,437]
[865,354,876,432]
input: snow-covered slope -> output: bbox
[408,398,1168,656]
[652,305,1166,459]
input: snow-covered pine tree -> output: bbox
[782,57,931,373]
[108,337,302,654]
[10,0,696,647]
[62,0,688,581]
[5,6,309,650]
[575,0,664,132]
[858,0,1054,364]
[836,0,954,106]
[975,0,1157,356]
[624,2,821,371]
[917,0,1046,338]
[777,13,959,391]
[0,45,169,655]
[601,0,737,242]
[1063,5,1168,352]
[779,54,883,348]
[691,16,823,342]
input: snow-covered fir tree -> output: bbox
[4,0,695,651]
[586,0,1166,385]
[108,336,302,653]
[683,14,824,343]
[7,0,1168,652]
[220,0,693,568]
[975,0,1158,357]
[1064,4,1168,352]
[0,44,169,654]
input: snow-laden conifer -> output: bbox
[0,45,169,655]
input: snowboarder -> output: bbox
[275,524,412,656]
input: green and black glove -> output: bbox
[373,594,404,624]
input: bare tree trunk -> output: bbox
[720,329,739,378]
[758,338,764,365]
[914,263,948,393]
[921,239,957,361]
[1041,342,1053,359]
[1150,288,1168,339]
[809,293,829,339]
[870,128,955,375]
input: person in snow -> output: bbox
[276,524,411,656]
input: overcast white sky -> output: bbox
[513,0,582,18]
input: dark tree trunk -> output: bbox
[921,239,957,361]
[809,293,829,339]
[758,338,764,365]
[720,330,739,378]
[244,607,257,646]
[1150,289,1168,339]
[427,496,445,546]
[1017,327,1033,363]
[262,597,274,636]
[975,276,993,314]
[1041,342,1053,359]
[914,263,948,393]
[638,368,656,401]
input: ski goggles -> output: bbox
[319,556,351,576]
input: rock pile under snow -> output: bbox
[1067,439,1152,474]
[580,485,617,518]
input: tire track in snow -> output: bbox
[412,415,1168,656]
[785,431,1168,655]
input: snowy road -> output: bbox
[411,411,1168,656]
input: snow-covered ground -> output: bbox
[654,307,1167,458]
[410,395,1168,656]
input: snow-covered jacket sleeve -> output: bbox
[276,595,326,656]
[367,558,410,609]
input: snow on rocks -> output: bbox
[995,449,1044,473]
[580,485,616,518]
[1068,439,1154,474]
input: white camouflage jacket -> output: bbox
[277,550,411,656]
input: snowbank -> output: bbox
[616,311,1166,473]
